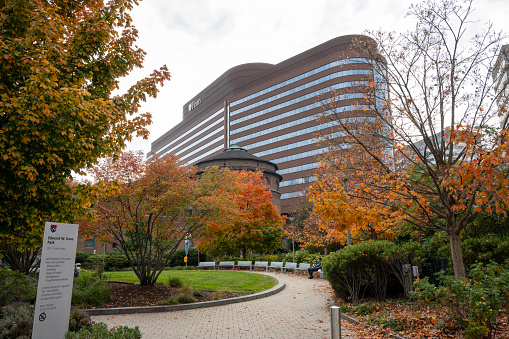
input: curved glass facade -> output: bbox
[230,58,373,107]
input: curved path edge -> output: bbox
[85,273,285,316]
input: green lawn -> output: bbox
[103,270,277,293]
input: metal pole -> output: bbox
[292,235,295,263]
[102,241,106,276]
[331,306,341,339]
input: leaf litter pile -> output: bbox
[94,282,248,308]
[327,288,509,338]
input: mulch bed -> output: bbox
[95,282,248,308]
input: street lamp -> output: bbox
[288,216,296,262]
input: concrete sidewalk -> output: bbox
[92,271,354,338]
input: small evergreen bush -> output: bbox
[64,322,141,339]
[74,252,93,266]
[412,262,509,339]
[0,302,33,339]
[72,273,112,308]
[168,276,183,288]
[323,240,398,303]
[68,307,93,333]
[0,268,37,306]
[175,294,195,304]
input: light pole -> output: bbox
[288,216,296,262]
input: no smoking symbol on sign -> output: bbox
[39,312,46,322]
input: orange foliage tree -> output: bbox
[82,153,235,285]
[315,0,509,278]
[308,170,399,245]
[197,170,286,260]
[0,0,170,272]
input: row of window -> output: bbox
[231,105,373,145]
[269,147,327,165]
[150,108,224,159]
[230,93,366,135]
[180,136,223,162]
[184,144,225,165]
[277,162,320,175]
[231,81,369,126]
[230,58,373,107]
[243,124,348,151]
[249,129,350,158]
[280,176,317,187]
[281,190,308,200]
[230,69,372,117]
[173,126,223,157]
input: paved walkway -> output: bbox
[92,271,354,339]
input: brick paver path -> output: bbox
[92,271,353,338]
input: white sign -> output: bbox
[188,99,201,111]
[32,222,79,339]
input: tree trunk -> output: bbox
[1,246,41,275]
[449,231,466,278]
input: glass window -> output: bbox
[84,239,95,248]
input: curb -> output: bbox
[85,273,285,316]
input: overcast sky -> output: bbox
[119,0,509,156]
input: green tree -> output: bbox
[0,0,170,272]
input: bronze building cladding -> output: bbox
[150,35,380,215]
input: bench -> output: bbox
[283,262,298,274]
[296,263,311,276]
[253,261,269,272]
[235,261,252,270]
[268,261,283,273]
[197,262,215,270]
[217,261,235,270]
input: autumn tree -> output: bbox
[197,170,286,260]
[81,153,235,286]
[316,0,509,277]
[0,0,170,271]
[308,170,399,245]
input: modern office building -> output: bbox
[493,44,509,128]
[150,35,381,215]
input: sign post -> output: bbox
[32,222,79,339]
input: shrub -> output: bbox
[72,273,112,308]
[324,240,398,303]
[283,249,321,264]
[0,268,37,306]
[175,294,195,304]
[193,291,204,297]
[82,252,130,271]
[170,248,202,267]
[0,302,33,339]
[168,277,183,288]
[64,322,141,339]
[68,307,93,333]
[75,252,93,265]
[412,262,509,339]
[462,235,509,269]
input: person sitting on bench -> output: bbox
[308,258,322,279]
